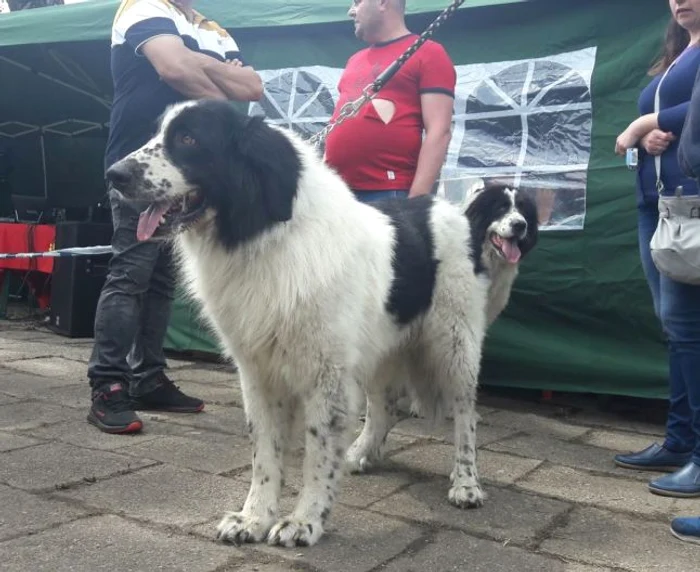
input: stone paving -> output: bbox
[0,321,698,571]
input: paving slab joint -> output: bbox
[529,503,576,551]
[0,511,97,545]
[567,427,595,444]
[506,463,678,524]
[365,528,438,572]
[39,460,164,495]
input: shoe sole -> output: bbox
[87,413,143,434]
[670,526,700,544]
[131,403,205,414]
[649,485,700,498]
[614,460,685,472]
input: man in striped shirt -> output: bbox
[87,0,262,434]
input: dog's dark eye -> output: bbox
[178,132,196,146]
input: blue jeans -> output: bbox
[87,188,175,397]
[352,189,409,203]
[638,199,700,464]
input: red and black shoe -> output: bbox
[130,373,205,413]
[87,382,143,434]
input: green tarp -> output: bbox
[0,0,529,45]
[0,0,674,398]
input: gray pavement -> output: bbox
[0,321,698,571]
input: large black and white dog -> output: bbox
[106,100,538,548]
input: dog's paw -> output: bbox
[345,451,372,474]
[216,511,273,545]
[345,441,379,473]
[267,517,323,547]
[448,484,485,509]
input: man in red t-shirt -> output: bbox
[324,0,456,202]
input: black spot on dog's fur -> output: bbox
[161,101,301,250]
[372,195,439,326]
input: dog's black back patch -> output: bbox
[372,195,438,326]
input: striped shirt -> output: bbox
[104,0,243,171]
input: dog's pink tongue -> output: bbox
[137,203,169,242]
[502,239,521,264]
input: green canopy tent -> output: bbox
[0,0,673,398]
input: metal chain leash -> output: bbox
[0,0,466,262]
[308,0,466,150]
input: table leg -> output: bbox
[0,270,8,319]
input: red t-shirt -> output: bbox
[324,34,456,191]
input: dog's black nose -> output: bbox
[105,161,133,190]
[510,219,527,235]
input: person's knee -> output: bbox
[103,264,153,296]
[661,305,700,344]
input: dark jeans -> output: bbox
[638,198,700,464]
[352,189,410,203]
[87,188,175,397]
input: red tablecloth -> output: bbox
[0,222,56,274]
[0,222,56,310]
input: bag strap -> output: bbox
[654,45,695,195]
[654,63,675,194]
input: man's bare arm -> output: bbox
[195,54,263,102]
[409,93,454,198]
[140,35,228,100]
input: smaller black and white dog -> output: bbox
[106,100,538,548]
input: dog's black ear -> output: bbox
[516,193,540,256]
[238,116,300,222]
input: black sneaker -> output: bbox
[87,382,143,434]
[130,373,205,413]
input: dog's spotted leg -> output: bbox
[447,359,485,509]
[217,373,286,544]
[346,383,401,473]
[267,368,352,548]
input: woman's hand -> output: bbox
[615,113,660,155]
[615,127,640,155]
[640,129,676,156]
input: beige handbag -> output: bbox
[648,55,700,285]
[650,189,700,285]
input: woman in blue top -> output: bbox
[614,0,700,500]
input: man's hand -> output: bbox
[640,129,676,156]
[409,93,454,198]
